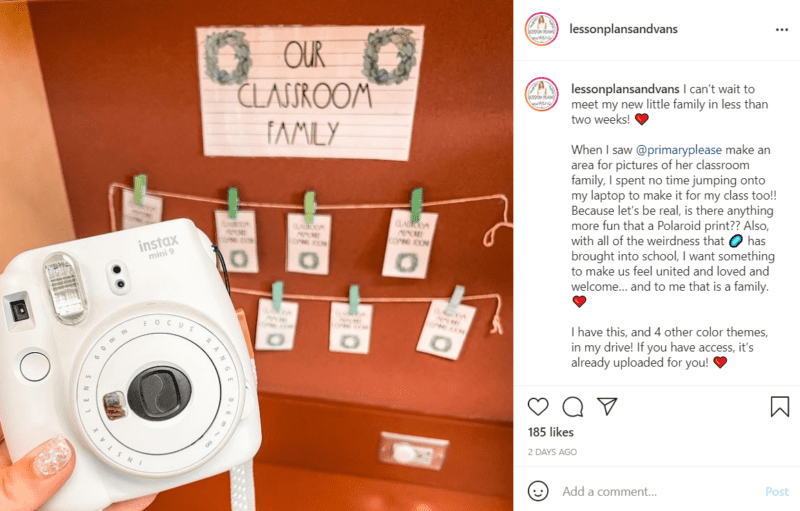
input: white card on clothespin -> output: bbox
[416,299,477,360]
[286,213,332,275]
[214,210,259,273]
[254,298,299,351]
[329,302,373,354]
[382,209,438,279]
[121,188,163,230]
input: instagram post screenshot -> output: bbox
[516,0,798,509]
[2,0,797,510]
[0,1,512,511]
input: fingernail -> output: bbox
[33,436,72,477]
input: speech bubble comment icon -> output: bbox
[562,396,584,417]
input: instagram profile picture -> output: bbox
[525,12,558,46]
[525,77,558,111]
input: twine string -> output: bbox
[231,287,503,335]
[108,183,512,247]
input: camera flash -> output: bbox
[43,253,88,325]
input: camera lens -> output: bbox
[128,366,192,421]
[112,265,122,274]
[116,280,125,289]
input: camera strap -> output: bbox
[230,459,257,511]
[230,316,259,511]
[212,245,232,295]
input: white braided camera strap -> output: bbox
[230,359,258,511]
[230,460,257,511]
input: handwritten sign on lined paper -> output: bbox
[196,25,425,161]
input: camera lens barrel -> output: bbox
[127,366,192,422]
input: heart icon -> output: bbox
[635,113,649,125]
[528,398,549,416]
[714,356,727,368]
[573,296,586,308]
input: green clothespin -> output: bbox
[272,281,283,311]
[349,285,359,315]
[445,285,465,317]
[134,174,147,205]
[228,187,238,219]
[411,187,423,224]
[304,191,316,224]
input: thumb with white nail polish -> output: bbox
[0,435,76,511]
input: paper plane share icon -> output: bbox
[597,398,618,416]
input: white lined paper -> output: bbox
[196,25,424,161]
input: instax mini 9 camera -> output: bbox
[0,219,262,511]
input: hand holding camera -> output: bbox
[0,426,157,511]
[0,220,262,511]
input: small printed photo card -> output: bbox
[286,213,332,275]
[214,210,259,273]
[416,299,476,360]
[254,298,299,351]
[121,188,163,230]
[329,302,373,355]
[382,209,438,279]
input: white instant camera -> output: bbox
[0,219,262,511]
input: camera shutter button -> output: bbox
[20,352,50,382]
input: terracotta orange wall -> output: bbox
[0,2,74,269]
[254,393,512,498]
[27,0,513,422]
[150,463,512,511]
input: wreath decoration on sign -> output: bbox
[266,333,286,347]
[205,30,252,86]
[362,28,416,85]
[340,335,361,350]
[430,336,453,353]
[299,252,320,271]
[395,253,419,273]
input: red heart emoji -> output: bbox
[714,356,727,368]
[635,113,649,125]
[573,296,586,308]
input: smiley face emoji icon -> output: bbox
[528,480,549,502]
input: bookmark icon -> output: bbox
[771,396,789,418]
